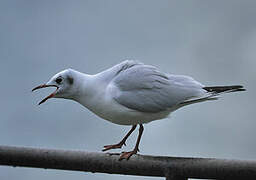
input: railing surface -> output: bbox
[0,145,255,180]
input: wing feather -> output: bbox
[112,61,205,113]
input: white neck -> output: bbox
[69,64,124,118]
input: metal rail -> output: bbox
[0,145,255,179]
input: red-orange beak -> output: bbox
[32,84,59,105]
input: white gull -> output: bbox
[32,60,245,160]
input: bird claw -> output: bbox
[119,150,138,160]
[102,143,123,152]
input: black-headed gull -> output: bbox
[32,60,245,160]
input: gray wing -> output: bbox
[112,61,207,113]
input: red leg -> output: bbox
[119,124,144,160]
[102,125,137,152]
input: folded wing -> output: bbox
[111,61,206,113]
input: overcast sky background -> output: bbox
[0,1,255,180]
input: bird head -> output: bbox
[32,69,76,105]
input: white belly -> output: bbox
[76,92,171,125]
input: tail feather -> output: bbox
[179,85,245,107]
[203,85,246,94]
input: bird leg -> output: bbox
[119,124,144,160]
[102,125,137,152]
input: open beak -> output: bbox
[32,84,59,105]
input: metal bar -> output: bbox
[0,145,256,179]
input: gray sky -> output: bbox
[0,1,255,179]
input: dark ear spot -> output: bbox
[67,75,74,85]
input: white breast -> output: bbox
[76,82,170,125]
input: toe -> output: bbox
[102,144,122,152]
[119,151,136,160]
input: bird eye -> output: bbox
[56,77,62,84]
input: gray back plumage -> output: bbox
[112,61,205,113]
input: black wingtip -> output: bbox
[203,85,246,93]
